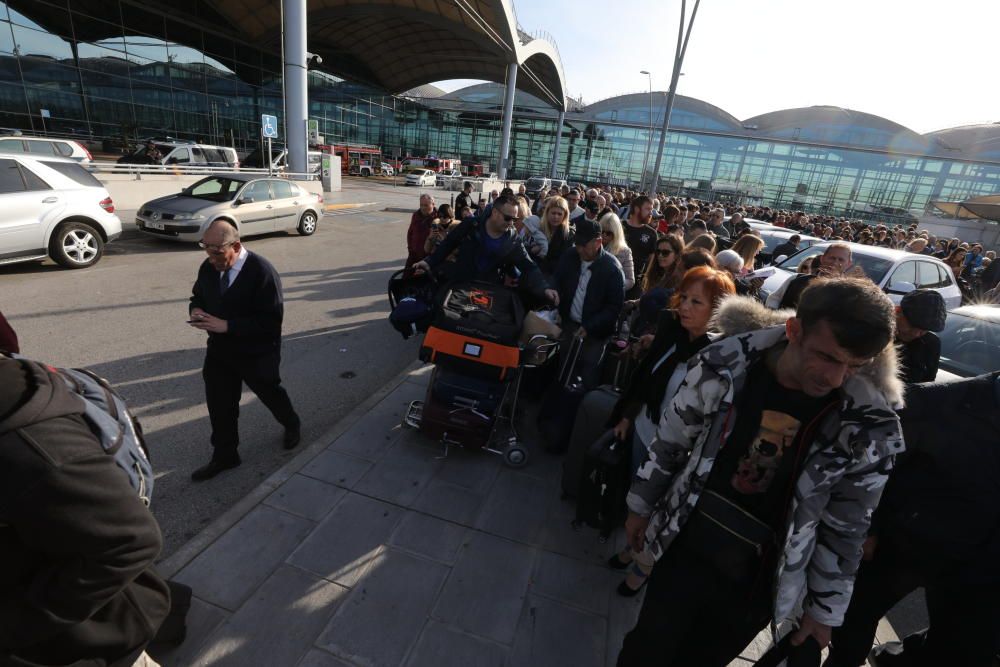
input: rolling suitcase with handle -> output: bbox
[536,335,586,454]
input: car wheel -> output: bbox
[50,221,104,269]
[297,211,318,236]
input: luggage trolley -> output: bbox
[390,276,558,467]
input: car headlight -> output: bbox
[171,213,206,221]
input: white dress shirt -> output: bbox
[222,246,249,287]
[570,259,593,324]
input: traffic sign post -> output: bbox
[261,114,278,175]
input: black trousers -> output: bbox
[617,537,773,667]
[824,531,1000,667]
[203,349,299,460]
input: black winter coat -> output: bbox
[426,218,550,302]
[189,251,285,358]
[875,372,1000,584]
[553,247,624,339]
[0,358,170,666]
[897,332,940,384]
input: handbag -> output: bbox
[679,489,777,581]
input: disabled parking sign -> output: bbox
[261,114,278,139]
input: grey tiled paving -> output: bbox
[317,549,450,666]
[172,504,315,611]
[264,474,347,521]
[432,532,536,644]
[160,367,858,667]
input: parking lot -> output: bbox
[0,178,435,557]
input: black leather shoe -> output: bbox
[283,427,301,450]
[191,456,241,481]
[607,553,632,570]
[616,577,648,598]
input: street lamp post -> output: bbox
[639,70,653,192]
[648,0,702,196]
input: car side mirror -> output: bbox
[885,281,916,295]
[166,157,178,165]
[236,196,255,205]
[773,255,788,265]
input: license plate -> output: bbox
[147,220,165,230]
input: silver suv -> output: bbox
[0,155,121,268]
[118,139,238,168]
[0,136,92,163]
[136,174,323,242]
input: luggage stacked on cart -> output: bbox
[417,282,525,448]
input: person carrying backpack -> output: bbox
[0,355,170,666]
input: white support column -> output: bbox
[283,0,308,178]
[498,62,518,180]
[550,110,565,179]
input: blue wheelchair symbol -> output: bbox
[261,114,278,139]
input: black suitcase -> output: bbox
[572,432,631,541]
[561,386,620,499]
[536,335,586,454]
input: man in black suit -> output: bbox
[552,217,625,389]
[772,234,801,263]
[188,220,300,481]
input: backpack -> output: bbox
[58,365,154,506]
[6,354,155,506]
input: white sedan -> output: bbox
[404,169,436,187]
[761,243,963,309]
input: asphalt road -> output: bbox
[0,179,434,557]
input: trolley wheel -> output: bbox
[503,444,528,468]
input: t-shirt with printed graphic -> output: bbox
[623,222,658,279]
[708,356,836,531]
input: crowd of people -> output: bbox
[403,182,999,666]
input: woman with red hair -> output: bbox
[607,266,736,596]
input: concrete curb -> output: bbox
[156,359,423,580]
[322,202,377,212]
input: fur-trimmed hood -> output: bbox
[709,294,905,409]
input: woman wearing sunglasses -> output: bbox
[599,212,635,292]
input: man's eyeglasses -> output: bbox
[501,213,518,223]
[199,241,235,252]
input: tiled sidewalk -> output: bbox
[150,364,893,667]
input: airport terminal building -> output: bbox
[3,0,1000,220]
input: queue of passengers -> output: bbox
[402,183,999,667]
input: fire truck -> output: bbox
[316,143,383,176]
[400,155,461,173]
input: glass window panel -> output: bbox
[10,23,73,60]
[0,157,24,192]
[0,18,15,55]
[20,161,50,190]
[0,137,24,151]
[26,139,57,155]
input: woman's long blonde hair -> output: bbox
[730,234,764,270]
[599,212,626,255]
[540,196,570,240]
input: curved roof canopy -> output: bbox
[925,124,1000,160]
[584,93,743,132]
[742,105,929,152]
[210,0,568,110]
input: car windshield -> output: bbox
[938,311,1000,377]
[183,177,242,201]
[775,246,894,283]
[526,178,545,187]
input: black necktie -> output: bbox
[220,268,231,294]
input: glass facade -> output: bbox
[3,0,999,222]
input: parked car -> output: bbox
[117,140,238,168]
[551,179,567,190]
[761,243,963,309]
[934,304,1000,380]
[135,174,323,242]
[243,147,322,173]
[404,169,436,187]
[436,169,462,187]
[0,136,92,163]
[381,162,394,176]
[756,229,822,265]
[524,176,551,197]
[0,155,121,268]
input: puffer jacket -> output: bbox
[626,296,905,627]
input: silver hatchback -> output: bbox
[136,174,323,242]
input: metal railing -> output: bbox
[87,161,319,180]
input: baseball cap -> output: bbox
[574,218,601,245]
[900,289,946,332]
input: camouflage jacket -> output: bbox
[626,296,905,626]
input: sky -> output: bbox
[435,0,999,135]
